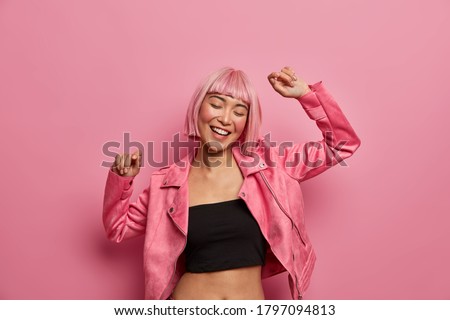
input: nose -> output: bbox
[218,109,232,126]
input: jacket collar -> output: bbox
[160,139,269,188]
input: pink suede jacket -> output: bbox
[102,81,361,300]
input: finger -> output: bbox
[114,154,121,169]
[268,76,277,86]
[111,154,119,173]
[120,154,125,175]
[124,153,132,174]
[271,78,290,95]
[124,153,131,168]
[276,72,295,87]
[274,83,289,96]
[131,148,141,160]
[114,154,122,174]
[281,66,297,81]
[282,66,294,73]
[267,72,279,82]
[131,149,142,168]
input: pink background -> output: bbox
[1,0,449,299]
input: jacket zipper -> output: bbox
[259,171,303,299]
[292,221,306,247]
[259,171,306,246]
[164,208,187,299]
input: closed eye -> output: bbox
[210,104,221,109]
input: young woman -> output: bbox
[102,66,361,300]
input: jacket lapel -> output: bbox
[160,151,193,235]
[159,140,269,236]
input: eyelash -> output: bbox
[210,104,245,117]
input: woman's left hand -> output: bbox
[268,66,311,99]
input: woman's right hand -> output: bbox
[111,149,142,177]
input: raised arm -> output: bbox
[268,67,361,181]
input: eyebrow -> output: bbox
[209,95,248,110]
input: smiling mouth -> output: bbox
[210,126,231,136]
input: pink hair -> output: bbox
[184,67,262,155]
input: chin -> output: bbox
[204,141,226,153]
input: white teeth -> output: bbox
[211,126,230,136]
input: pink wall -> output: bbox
[1,0,449,299]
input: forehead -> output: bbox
[206,93,248,107]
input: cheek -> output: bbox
[198,105,216,123]
[235,117,247,134]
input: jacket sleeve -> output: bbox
[277,81,361,182]
[102,168,150,242]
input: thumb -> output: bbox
[273,81,288,96]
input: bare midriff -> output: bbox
[171,265,265,300]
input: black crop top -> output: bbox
[184,198,267,273]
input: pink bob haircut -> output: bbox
[184,67,262,154]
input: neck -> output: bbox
[192,143,235,172]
